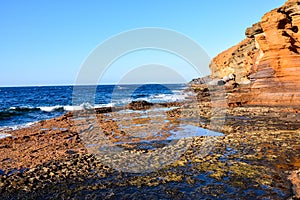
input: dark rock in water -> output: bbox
[95,106,123,114]
[127,100,153,110]
[95,107,113,114]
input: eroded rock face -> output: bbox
[209,0,300,106]
[245,22,263,38]
[210,38,258,84]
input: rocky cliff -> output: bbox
[209,0,300,106]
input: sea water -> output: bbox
[0,84,192,128]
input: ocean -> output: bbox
[0,84,191,129]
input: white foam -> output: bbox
[81,102,94,109]
[148,93,191,103]
[111,91,195,105]
[171,90,184,93]
[116,85,127,90]
[63,105,83,111]
[117,106,179,115]
[38,105,63,112]
[25,122,35,127]
[0,121,36,132]
[8,102,104,113]
[63,102,94,111]
[9,102,116,113]
[0,133,12,139]
[94,103,115,108]
[9,106,36,111]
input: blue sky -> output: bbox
[0,0,286,86]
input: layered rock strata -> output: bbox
[209,0,300,106]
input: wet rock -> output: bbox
[0,79,299,199]
[127,100,154,110]
[95,107,113,114]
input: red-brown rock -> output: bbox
[289,169,300,199]
[209,0,300,106]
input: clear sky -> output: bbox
[0,0,286,86]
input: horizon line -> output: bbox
[0,81,189,88]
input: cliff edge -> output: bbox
[209,0,300,106]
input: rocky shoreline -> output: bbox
[2,0,300,199]
[0,95,299,199]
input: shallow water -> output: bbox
[0,105,298,199]
[168,124,224,140]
